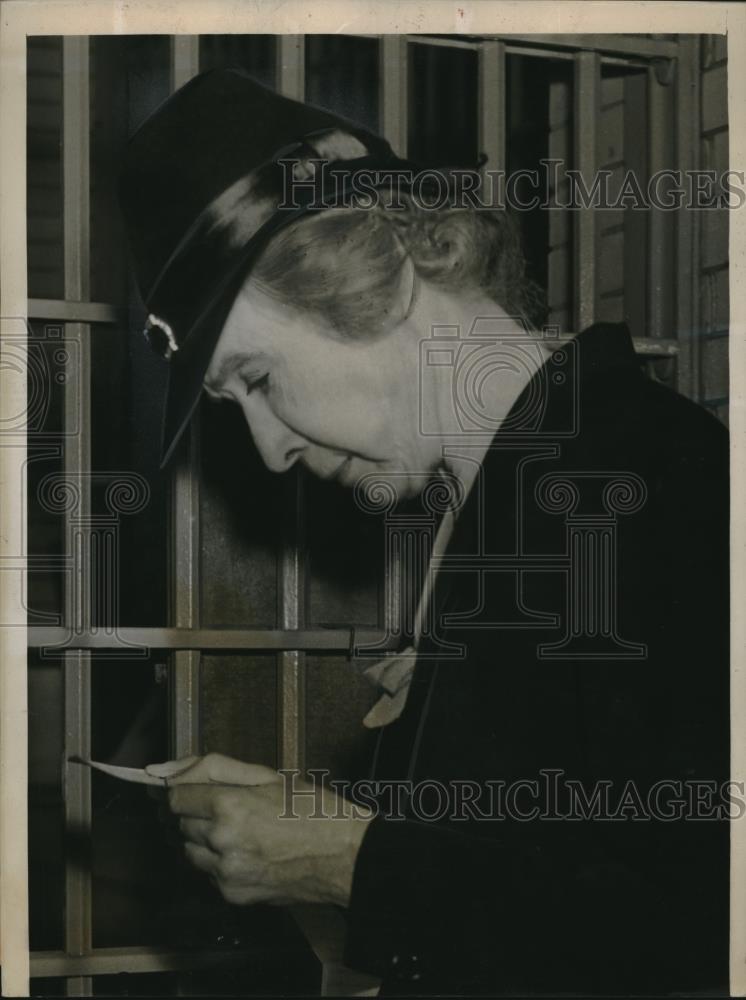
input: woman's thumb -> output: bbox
[145,756,199,780]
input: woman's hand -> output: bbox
[146,753,373,907]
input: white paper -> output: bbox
[69,756,166,787]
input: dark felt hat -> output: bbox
[119,68,413,468]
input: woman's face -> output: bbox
[203,274,447,499]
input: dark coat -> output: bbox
[344,322,730,996]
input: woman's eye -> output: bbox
[244,373,270,395]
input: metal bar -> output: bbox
[573,51,600,331]
[28,626,394,652]
[171,35,200,91]
[478,40,506,180]
[364,34,651,68]
[274,39,307,776]
[27,298,121,324]
[504,48,648,69]
[405,34,482,51]
[61,35,92,999]
[482,34,679,60]
[30,947,256,978]
[0,9,30,993]
[674,36,701,401]
[378,35,409,643]
[379,35,408,156]
[277,34,305,99]
[169,36,202,760]
[170,433,201,758]
[647,64,671,341]
[358,33,678,60]
[277,471,306,773]
[622,70,649,339]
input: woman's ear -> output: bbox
[373,252,417,335]
[394,253,417,325]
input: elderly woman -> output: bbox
[120,69,729,995]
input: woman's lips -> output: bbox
[312,454,351,482]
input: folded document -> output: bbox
[69,755,165,786]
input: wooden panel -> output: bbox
[701,201,729,271]
[701,334,729,401]
[701,266,730,335]
[598,100,624,164]
[306,35,379,131]
[701,62,728,133]
[597,292,625,324]
[27,37,64,300]
[200,655,278,768]
[701,34,727,70]
[305,656,378,782]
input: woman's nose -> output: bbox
[241,398,306,473]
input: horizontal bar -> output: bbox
[27,626,393,652]
[28,298,121,324]
[351,32,663,68]
[503,46,649,69]
[405,34,481,51]
[486,34,679,60]
[30,947,252,978]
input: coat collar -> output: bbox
[422,320,643,639]
[444,319,641,542]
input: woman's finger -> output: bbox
[184,841,218,875]
[145,756,200,779]
[167,752,282,787]
[179,816,215,848]
[169,783,216,819]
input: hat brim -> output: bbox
[158,261,248,469]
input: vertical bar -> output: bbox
[674,37,701,401]
[169,37,202,759]
[573,51,600,331]
[622,70,648,339]
[478,40,506,180]
[0,13,30,996]
[377,35,409,643]
[277,34,305,99]
[171,35,200,90]
[275,38,307,773]
[62,35,92,998]
[379,35,408,155]
[730,15,746,993]
[170,436,201,757]
[646,67,666,337]
[647,64,670,341]
[278,472,306,773]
